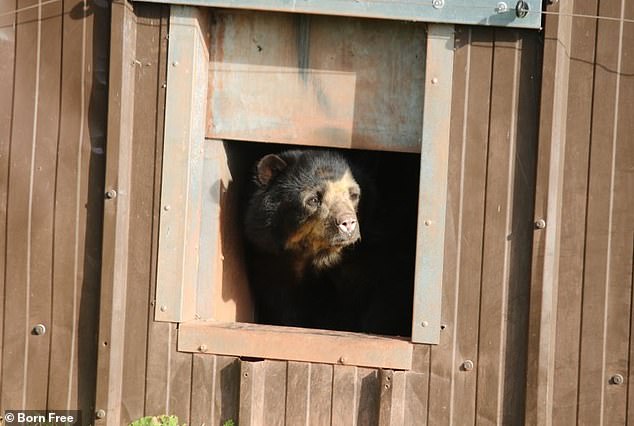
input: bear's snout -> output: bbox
[337,214,357,235]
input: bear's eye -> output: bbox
[306,195,320,208]
[349,190,360,202]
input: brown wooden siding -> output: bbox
[1,0,633,425]
[527,0,634,424]
[0,0,109,416]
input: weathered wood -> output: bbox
[378,369,406,426]
[404,372,428,426]
[0,0,14,410]
[239,361,266,426]
[550,2,597,422]
[179,321,413,370]
[331,365,357,425]
[356,368,380,426]
[308,363,333,426]
[285,362,310,424]
[578,0,629,423]
[120,7,167,421]
[262,360,287,425]
[476,29,522,425]
[411,24,454,344]
[524,1,573,423]
[190,355,240,425]
[155,5,209,322]
[94,1,137,423]
[427,26,493,425]
[206,10,426,153]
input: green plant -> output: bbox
[129,415,183,426]
[222,420,236,426]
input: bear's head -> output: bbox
[245,150,362,269]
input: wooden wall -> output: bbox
[0,0,109,417]
[94,5,542,424]
[1,0,632,425]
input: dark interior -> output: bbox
[220,140,421,337]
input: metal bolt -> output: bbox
[462,360,474,371]
[163,205,171,211]
[160,305,168,312]
[199,344,208,352]
[611,374,624,385]
[535,219,546,229]
[172,61,179,67]
[431,0,444,9]
[338,356,347,364]
[515,0,530,18]
[95,409,106,419]
[496,2,509,13]
[421,320,429,327]
[161,82,167,88]
[32,324,46,336]
[424,219,432,226]
[105,189,117,199]
[431,77,439,85]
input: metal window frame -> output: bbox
[155,5,453,364]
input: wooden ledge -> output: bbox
[178,321,413,370]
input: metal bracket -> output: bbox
[133,0,542,29]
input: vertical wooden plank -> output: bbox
[239,361,265,426]
[0,0,14,409]
[404,372,428,426]
[191,354,217,422]
[476,30,521,425]
[577,0,626,423]
[412,23,454,344]
[262,360,287,426]
[286,362,310,425]
[120,6,165,422]
[500,30,540,424]
[525,1,573,423]
[48,0,109,414]
[155,5,209,323]
[2,0,44,409]
[94,0,137,423]
[331,365,357,425]
[427,26,492,426]
[623,4,634,425]
[378,369,405,426]
[599,0,632,423]
[550,0,597,422]
[356,368,380,426]
[190,355,241,425]
[307,363,333,426]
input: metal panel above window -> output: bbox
[134,0,542,29]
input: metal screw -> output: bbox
[160,305,168,312]
[421,320,429,327]
[338,356,347,364]
[432,0,444,9]
[199,344,208,352]
[163,205,171,211]
[105,189,117,199]
[431,77,439,85]
[535,219,546,229]
[424,220,432,226]
[496,2,509,13]
[611,374,624,385]
[515,0,530,18]
[33,324,46,336]
[95,409,106,419]
[462,360,474,371]
[172,61,179,67]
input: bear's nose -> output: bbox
[337,215,357,234]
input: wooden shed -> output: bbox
[0,0,632,425]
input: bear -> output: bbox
[244,148,414,336]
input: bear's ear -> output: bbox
[256,154,288,186]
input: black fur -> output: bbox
[244,149,415,336]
